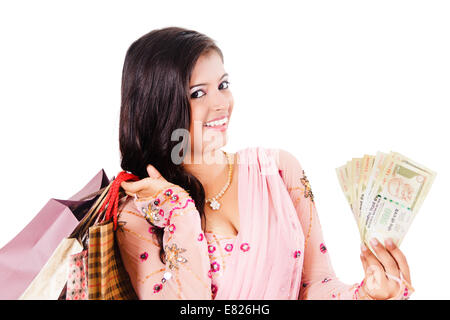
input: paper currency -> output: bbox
[336,151,436,254]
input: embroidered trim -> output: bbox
[164,243,188,270]
[121,226,160,247]
[300,170,314,203]
[211,233,228,272]
[182,263,211,290]
[137,268,165,284]
[121,209,146,220]
[140,194,194,227]
[175,267,183,299]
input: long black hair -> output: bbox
[119,27,224,264]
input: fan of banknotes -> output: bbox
[336,151,436,253]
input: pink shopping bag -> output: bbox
[65,249,88,300]
[0,169,110,300]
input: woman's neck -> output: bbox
[182,149,230,192]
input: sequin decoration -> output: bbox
[320,243,327,254]
[404,287,409,297]
[211,284,218,299]
[170,194,179,203]
[153,283,163,293]
[208,245,216,254]
[198,233,204,241]
[211,261,220,272]
[224,244,233,252]
[294,250,302,258]
[139,252,148,262]
[322,277,332,283]
[163,272,172,280]
[240,243,250,252]
[161,272,172,284]
[141,201,162,225]
[164,243,188,270]
[300,170,314,203]
[168,224,176,233]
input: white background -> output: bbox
[1,1,448,299]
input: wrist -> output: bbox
[357,274,414,300]
[385,273,414,300]
[354,280,375,300]
[134,185,192,228]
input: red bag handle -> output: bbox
[99,171,139,230]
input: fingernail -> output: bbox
[385,238,394,248]
[370,238,379,246]
[360,243,367,252]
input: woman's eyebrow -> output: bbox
[189,73,228,90]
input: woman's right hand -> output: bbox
[121,164,177,200]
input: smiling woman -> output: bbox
[186,50,234,160]
[115,26,413,300]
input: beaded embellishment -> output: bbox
[164,243,188,270]
[211,261,220,272]
[240,243,250,252]
[153,283,163,293]
[322,277,332,283]
[141,200,163,225]
[300,170,314,203]
[139,252,148,261]
[208,245,216,254]
[167,224,176,233]
[161,272,172,284]
[211,284,218,299]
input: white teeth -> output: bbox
[204,117,227,127]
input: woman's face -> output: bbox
[187,50,234,163]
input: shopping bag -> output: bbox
[87,171,139,300]
[19,180,111,300]
[19,238,83,299]
[87,221,138,300]
[65,249,88,300]
[0,169,110,300]
[58,181,112,300]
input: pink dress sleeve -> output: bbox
[274,148,412,300]
[116,184,212,299]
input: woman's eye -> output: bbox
[191,90,206,99]
[219,80,230,90]
[190,81,230,99]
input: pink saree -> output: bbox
[116,146,413,300]
[214,147,304,299]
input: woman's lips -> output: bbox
[204,122,228,131]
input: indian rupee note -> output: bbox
[363,152,436,253]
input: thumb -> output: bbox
[146,164,163,180]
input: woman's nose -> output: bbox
[209,89,230,111]
[214,104,228,112]
[211,97,230,113]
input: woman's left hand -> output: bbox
[359,238,411,300]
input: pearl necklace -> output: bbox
[205,151,233,211]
